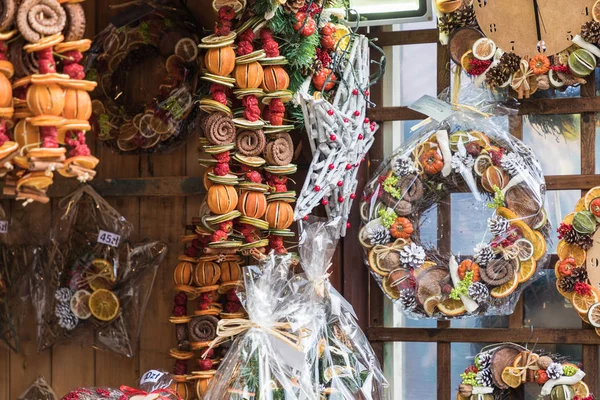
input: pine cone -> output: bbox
[546,363,564,380]
[499,52,521,74]
[283,0,305,14]
[474,243,495,266]
[563,229,594,250]
[399,289,417,311]
[581,21,600,44]
[366,225,391,246]
[476,368,493,387]
[485,65,510,88]
[393,156,416,177]
[438,5,476,34]
[500,152,524,177]
[559,276,576,293]
[476,352,492,370]
[55,287,74,303]
[400,243,426,269]
[468,282,490,304]
[488,216,510,237]
[571,266,589,283]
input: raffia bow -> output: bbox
[309,263,332,298]
[119,385,181,400]
[372,238,408,271]
[504,351,540,383]
[202,318,308,358]
[497,244,520,261]
[511,59,535,99]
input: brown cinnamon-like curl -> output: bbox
[17,0,66,43]
[188,315,219,342]
[264,132,293,166]
[398,174,424,203]
[0,0,16,32]
[62,3,86,41]
[236,129,266,156]
[204,112,235,145]
[480,258,516,286]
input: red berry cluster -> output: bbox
[210,220,233,243]
[224,288,242,313]
[213,151,231,176]
[260,29,280,58]
[264,98,285,125]
[320,23,337,50]
[242,95,261,122]
[466,59,491,76]
[237,29,254,56]
[215,6,235,36]
[557,222,574,240]
[489,147,505,166]
[63,50,85,80]
[210,83,229,105]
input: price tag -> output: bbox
[97,230,121,247]
[140,370,165,384]
[0,221,7,234]
[409,95,453,122]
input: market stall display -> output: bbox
[359,94,551,319]
[436,0,600,97]
[88,1,200,154]
[31,186,166,357]
[457,343,592,399]
[556,185,600,334]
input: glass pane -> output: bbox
[449,193,495,256]
[545,190,580,254]
[383,295,437,328]
[384,341,436,398]
[524,274,582,329]
[450,315,509,329]
[523,114,580,175]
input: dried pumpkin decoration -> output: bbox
[420,149,444,175]
[390,217,413,239]
[458,260,480,282]
[529,54,550,75]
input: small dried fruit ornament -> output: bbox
[358,90,551,319]
[62,369,183,400]
[31,186,166,357]
[457,343,592,400]
[88,1,200,154]
[3,0,99,204]
[555,185,600,335]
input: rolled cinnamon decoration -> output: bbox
[62,3,85,41]
[0,0,16,32]
[188,315,219,342]
[480,258,516,286]
[264,132,293,166]
[16,0,67,43]
[204,112,235,145]
[236,129,265,156]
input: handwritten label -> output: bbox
[97,230,121,247]
[587,229,600,291]
[140,370,165,384]
[409,95,453,122]
[0,221,7,234]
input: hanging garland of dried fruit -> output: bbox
[457,343,592,400]
[437,0,600,97]
[555,186,600,335]
[2,0,99,204]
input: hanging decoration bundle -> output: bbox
[457,343,592,400]
[0,0,99,204]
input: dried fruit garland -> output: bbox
[358,129,550,319]
[457,343,592,400]
[437,1,600,97]
[555,185,600,335]
[88,6,200,153]
[0,0,98,204]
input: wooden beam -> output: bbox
[367,327,600,344]
[546,174,600,190]
[368,97,600,122]
[374,29,439,47]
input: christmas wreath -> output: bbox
[88,1,200,154]
[555,185,600,334]
[358,102,551,319]
[457,343,592,400]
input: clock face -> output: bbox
[474,0,596,57]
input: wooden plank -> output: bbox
[436,321,451,400]
[367,327,600,344]
[545,174,600,190]
[375,29,439,47]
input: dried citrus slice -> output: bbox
[573,381,590,398]
[91,100,106,116]
[174,38,198,62]
[117,138,138,152]
[437,298,466,317]
[532,231,546,262]
[575,196,586,212]
[517,258,536,283]
[166,55,185,79]
[585,187,600,210]
[149,114,172,135]
[496,207,519,221]
[474,154,492,176]
[138,113,157,138]
[594,0,600,22]
[571,289,599,314]
[212,0,244,13]
[119,122,138,140]
[88,289,120,322]
[513,238,534,261]
[557,242,586,265]
[512,352,539,368]
[413,260,437,278]
[562,212,576,225]
[70,289,92,320]
[16,172,53,191]
[490,273,519,298]
[460,50,475,71]
[423,295,441,317]
[108,51,127,73]
[587,302,600,327]
[470,131,491,147]
[501,366,522,389]
[332,24,351,52]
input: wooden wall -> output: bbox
[0,1,356,397]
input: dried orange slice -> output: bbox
[571,289,599,314]
[119,122,138,141]
[108,51,127,73]
[517,258,536,283]
[88,289,120,322]
[594,0,600,22]
[562,212,576,225]
[587,302,600,328]
[490,273,519,298]
[574,381,590,398]
[514,238,534,261]
[532,231,546,261]
[16,172,53,191]
[174,38,198,62]
[117,138,138,152]
[87,259,116,291]
[70,289,92,320]
[496,207,519,222]
[575,196,587,212]
[423,296,441,317]
[149,114,172,135]
[413,260,437,278]
[501,366,522,389]
[512,352,539,368]
[557,242,586,265]
[212,0,244,13]
[138,113,157,138]
[437,298,466,317]
[460,50,475,71]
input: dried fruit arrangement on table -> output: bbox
[359,103,551,319]
[556,185,600,334]
[31,186,166,357]
[457,343,592,400]
[0,0,99,204]
[88,1,200,154]
[436,0,600,97]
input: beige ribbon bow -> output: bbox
[372,238,407,264]
[511,59,535,99]
[506,351,540,383]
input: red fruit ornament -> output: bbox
[293,12,316,36]
[535,370,549,385]
[197,359,213,371]
[313,68,337,91]
[321,34,336,50]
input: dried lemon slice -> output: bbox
[89,289,120,322]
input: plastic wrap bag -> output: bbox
[203,254,314,399]
[296,217,388,399]
[87,0,201,154]
[358,89,551,320]
[62,369,182,399]
[32,186,167,356]
[18,376,58,400]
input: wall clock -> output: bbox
[436,0,600,95]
